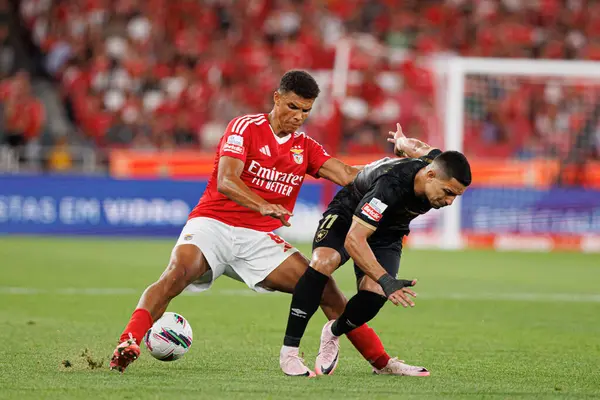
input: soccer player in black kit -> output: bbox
[280,125,472,376]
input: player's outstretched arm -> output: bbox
[344,219,417,307]
[317,158,361,187]
[218,156,292,226]
[387,123,438,158]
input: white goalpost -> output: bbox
[438,57,600,251]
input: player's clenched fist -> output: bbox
[377,274,417,307]
[259,203,293,226]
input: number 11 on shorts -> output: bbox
[319,214,338,230]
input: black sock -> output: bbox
[331,290,387,336]
[283,267,329,347]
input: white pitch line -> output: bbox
[0,287,138,295]
[422,292,600,303]
[1,287,600,303]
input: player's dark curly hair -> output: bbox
[278,70,320,99]
[434,151,472,186]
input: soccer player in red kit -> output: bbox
[110,70,410,376]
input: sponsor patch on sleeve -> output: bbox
[369,198,388,213]
[360,197,388,221]
[227,134,244,146]
[223,143,244,155]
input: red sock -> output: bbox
[119,308,153,344]
[346,324,391,370]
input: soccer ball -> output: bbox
[143,312,193,361]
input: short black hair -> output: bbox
[278,70,320,99]
[434,151,472,186]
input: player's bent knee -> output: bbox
[160,245,209,295]
[310,247,341,276]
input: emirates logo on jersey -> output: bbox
[290,146,304,164]
[247,160,303,185]
[247,160,304,197]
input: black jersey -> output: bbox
[330,149,442,242]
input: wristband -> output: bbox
[377,274,396,297]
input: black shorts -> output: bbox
[312,200,403,283]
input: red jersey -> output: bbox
[189,113,332,232]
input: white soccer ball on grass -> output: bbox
[143,312,193,361]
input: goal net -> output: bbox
[422,57,600,252]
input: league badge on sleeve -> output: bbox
[290,147,304,164]
[227,134,244,146]
[223,134,245,155]
[361,198,388,221]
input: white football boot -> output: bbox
[373,357,430,376]
[315,320,340,375]
[280,346,316,377]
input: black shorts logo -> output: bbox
[315,229,328,242]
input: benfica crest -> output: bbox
[290,147,304,164]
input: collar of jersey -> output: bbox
[268,121,292,145]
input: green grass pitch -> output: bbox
[1,236,599,399]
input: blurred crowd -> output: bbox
[464,75,600,161]
[0,70,45,147]
[0,0,46,153]
[1,0,599,164]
